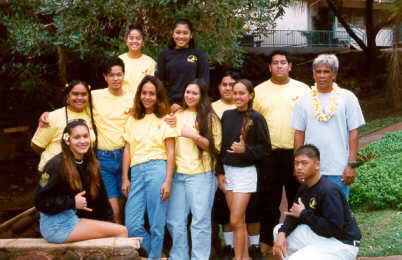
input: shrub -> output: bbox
[350,131,402,210]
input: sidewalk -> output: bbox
[264,123,402,260]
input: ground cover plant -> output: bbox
[350,130,401,256]
[350,131,401,210]
[358,116,402,137]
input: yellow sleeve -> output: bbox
[148,58,156,76]
[211,115,222,153]
[123,116,134,143]
[31,114,57,148]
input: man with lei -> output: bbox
[289,54,365,199]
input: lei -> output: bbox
[311,83,339,122]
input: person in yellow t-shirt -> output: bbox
[211,71,239,118]
[121,76,176,259]
[91,56,134,225]
[119,24,156,94]
[31,80,97,172]
[38,57,132,225]
[253,49,310,253]
[166,79,221,260]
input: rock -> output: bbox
[84,253,105,259]
[11,216,33,234]
[15,253,49,260]
[0,249,10,260]
[60,250,80,260]
[110,252,138,260]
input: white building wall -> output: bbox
[275,5,309,30]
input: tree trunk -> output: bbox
[365,0,377,69]
[325,0,367,52]
[57,45,67,87]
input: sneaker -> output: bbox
[219,245,234,260]
[249,244,264,260]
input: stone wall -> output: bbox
[0,237,142,259]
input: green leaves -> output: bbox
[350,131,402,211]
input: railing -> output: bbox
[239,30,351,47]
[333,23,367,45]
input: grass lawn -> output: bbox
[359,116,402,137]
[355,210,402,257]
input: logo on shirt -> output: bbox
[309,198,317,209]
[187,55,197,63]
[292,96,299,101]
[124,109,131,115]
[40,172,50,188]
[157,123,162,130]
[142,68,148,75]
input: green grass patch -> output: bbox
[359,116,402,137]
[350,131,402,210]
[355,210,402,257]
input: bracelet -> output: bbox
[194,135,200,143]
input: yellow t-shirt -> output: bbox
[123,114,177,167]
[211,99,236,119]
[253,79,310,149]
[32,107,96,171]
[175,109,222,175]
[119,53,156,94]
[91,88,134,151]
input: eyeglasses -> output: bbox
[66,118,87,125]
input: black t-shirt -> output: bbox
[279,176,362,241]
[156,47,210,105]
[220,109,271,168]
[34,153,114,222]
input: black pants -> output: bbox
[258,149,300,246]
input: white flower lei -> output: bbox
[311,83,339,122]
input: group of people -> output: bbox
[31,17,365,260]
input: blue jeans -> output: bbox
[125,160,168,259]
[323,175,349,199]
[166,171,216,260]
[97,148,124,199]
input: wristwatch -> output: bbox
[347,162,357,168]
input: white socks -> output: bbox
[249,235,260,246]
[223,232,234,247]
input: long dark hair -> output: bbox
[168,19,196,49]
[132,75,171,119]
[183,79,219,171]
[60,119,101,200]
[234,79,255,142]
[64,80,98,150]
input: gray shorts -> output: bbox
[39,209,80,243]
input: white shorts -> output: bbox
[223,164,257,193]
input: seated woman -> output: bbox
[34,119,128,243]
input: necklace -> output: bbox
[311,83,339,122]
[75,159,84,165]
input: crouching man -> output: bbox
[273,144,361,260]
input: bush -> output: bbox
[349,131,402,210]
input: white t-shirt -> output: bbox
[289,88,365,176]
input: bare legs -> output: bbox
[109,198,126,224]
[226,191,251,260]
[65,218,128,243]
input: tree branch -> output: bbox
[325,0,368,52]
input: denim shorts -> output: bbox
[39,210,80,244]
[97,148,125,199]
